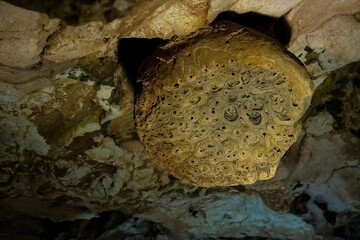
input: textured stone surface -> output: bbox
[10,0,356,78]
[135,22,313,187]
[44,22,118,63]
[124,0,209,39]
[1,1,360,239]
[42,0,209,62]
[286,0,360,44]
[286,0,360,77]
[1,52,360,240]
[0,1,60,68]
[207,0,302,22]
[136,192,314,240]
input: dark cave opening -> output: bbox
[117,38,167,88]
[211,11,292,46]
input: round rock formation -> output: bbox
[135,22,313,187]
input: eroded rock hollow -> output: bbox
[136,22,314,187]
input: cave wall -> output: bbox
[0,0,360,239]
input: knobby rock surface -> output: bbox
[136,22,313,187]
[0,0,359,239]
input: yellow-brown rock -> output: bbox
[0,1,60,67]
[136,22,314,187]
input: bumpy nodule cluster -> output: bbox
[135,22,313,187]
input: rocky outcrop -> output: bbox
[0,0,359,239]
[286,0,360,77]
[135,22,313,187]
[2,0,359,75]
[0,1,60,68]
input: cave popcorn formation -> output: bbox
[136,22,314,187]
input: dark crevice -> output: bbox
[211,11,292,46]
[346,214,360,240]
[314,199,328,211]
[0,210,129,240]
[289,193,311,215]
[0,209,173,240]
[324,211,337,225]
[117,38,167,89]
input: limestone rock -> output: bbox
[0,1,60,68]
[207,0,302,22]
[136,192,315,240]
[39,0,300,62]
[0,56,359,240]
[286,0,360,45]
[44,22,118,63]
[34,0,360,79]
[123,0,209,39]
[101,66,137,142]
[304,111,334,136]
[136,22,313,187]
[286,0,360,77]
[0,72,102,162]
[0,1,360,239]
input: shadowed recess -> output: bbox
[212,11,292,45]
[117,38,167,87]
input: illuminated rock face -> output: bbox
[136,22,314,187]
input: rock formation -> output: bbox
[136,22,313,186]
[0,0,359,239]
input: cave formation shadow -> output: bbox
[212,11,292,46]
[117,38,167,92]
